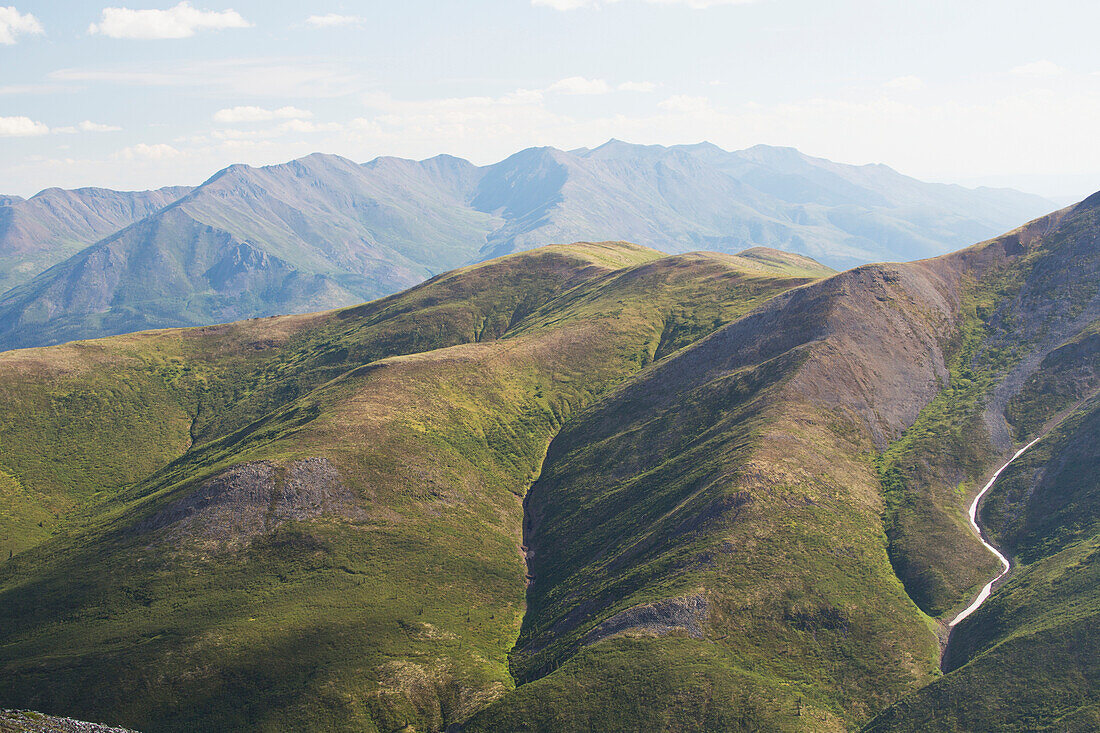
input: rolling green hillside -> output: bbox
[0,243,826,732]
[472,196,1100,730]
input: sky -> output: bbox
[0,0,1098,200]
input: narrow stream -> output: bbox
[948,435,1044,628]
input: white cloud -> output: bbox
[8,77,1100,200]
[1011,60,1065,78]
[0,115,49,136]
[210,128,263,140]
[79,120,123,132]
[0,83,64,95]
[885,75,925,91]
[278,118,341,133]
[89,2,251,39]
[54,120,123,134]
[118,143,182,160]
[337,82,1100,188]
[657,94,713,114]
[534,0,758,9]
[211,118,341,141]
[213,105,314,123]
[618,81,656,92]
[348,90,570,152]
[547,76,612,95]
[642,0,758,5]
[0,6,43,44]
[305,13,365,27]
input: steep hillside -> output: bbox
[466,249,987,731]
[863,195,1100,732]
[468,196,1100,731]
[865,399,1100,732]
[0,142,1052,352]
[0,243,825,732]
[0,185,190,294]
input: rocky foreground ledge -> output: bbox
[0,710,137,733]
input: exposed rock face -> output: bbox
[0,709,137,732]
[582,595,709,647]
[137,457,363,546]
[275,457,360,522]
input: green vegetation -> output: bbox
[865,403,1100,731]
[1005,320,1100,440]
[468,637,819,732]
[862,197,1100,731]
[875,264,1030,616]
[0,243,826,732]
[985,396,1100,563]
[468,250,1025,727]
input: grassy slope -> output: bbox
[469,252,1016,730]
[873,200,1100,621]
[0,242,652,556]
[0,243,823,732]
[863,198,1100,730]
[471,200,1100,732]
[864,400,1100,733]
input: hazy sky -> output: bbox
[1,0,1098,199]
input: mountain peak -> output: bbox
[736,143,808,162]
[282,152,361,173]
[585,139,671,160]
[496,145,577,168]
[673,141,727,154]
[422,153,475,167]
[0,142,1059,353]
[199,161,256,187]
[297,151,356,164]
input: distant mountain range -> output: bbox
[0,140,1056,351]
[0,185,191,294]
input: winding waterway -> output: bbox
[948,435,1044,628]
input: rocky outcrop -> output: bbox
[0,709,137,732]
[581,594,709,647]
[137,457,364,546]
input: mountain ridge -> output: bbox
[0,141,1055,352]
[0,184,192,294]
